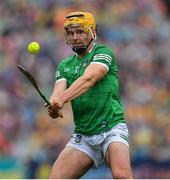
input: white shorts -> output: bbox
[66,123,129,167]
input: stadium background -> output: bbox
[0,0,170,178]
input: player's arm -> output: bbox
[48,61,67,119]
[48,79,67,119]
[58,63,108,106]
[50,79,67,103]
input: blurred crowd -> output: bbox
[0,0,170,178]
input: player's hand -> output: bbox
[53,97,65,109]
[47,103,63,119]
[50,95,65,109]
[47,96,64,119]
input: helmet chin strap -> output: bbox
[72,47,86,54]
[72,28,95,54]
[72,38,93,54]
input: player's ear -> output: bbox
[92,26,97,40]
[89,27,97,40]
[94,31,97,40]
[92,29,97,40]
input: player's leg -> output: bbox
[103,123,133,179]
[105,142,133,179]
[49,146,93,179]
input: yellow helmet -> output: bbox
[64,11,96,33]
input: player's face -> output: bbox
[66,26,93,49]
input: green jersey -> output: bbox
[55,43,126,135]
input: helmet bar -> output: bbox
[66,14,84,18]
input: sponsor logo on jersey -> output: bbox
[83,59,89,67]
[64,68,70,72]
[56,71,60,77]
[75,66,79,73]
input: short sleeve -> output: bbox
[55,63,67,83]
[90,47,115,72]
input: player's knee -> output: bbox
[112,168,133,179]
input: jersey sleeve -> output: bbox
[55,62,67,83]
[90,47,115,72]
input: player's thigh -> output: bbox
[49,146,93,179]
[106,142,133,178]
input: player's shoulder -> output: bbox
[58,55,75,66]
[94,43,114,55]
[94,43,115,60]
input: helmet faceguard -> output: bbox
[64,12,97,54]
